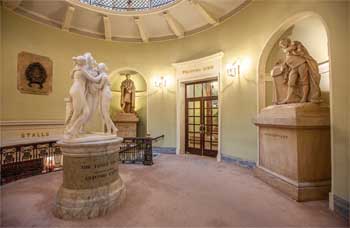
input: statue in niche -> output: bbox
[64,53,118,139]
[120,74,136,113]
[271,38,322,104]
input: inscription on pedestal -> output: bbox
[63,152,119,190]
[264,133,288,140]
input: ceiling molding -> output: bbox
[62,6,75,31]
[163,11,184,38]
[103,16,112,40]
[66,0,184,17]
[189,0,217,25]
[8,0,252,43]
[134,17,149,43]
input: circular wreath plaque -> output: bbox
[25,62,47,89]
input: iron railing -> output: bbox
[119,135,164,165]
[0,141,63,185]
[80,0,176,11]
[0,135,164,185]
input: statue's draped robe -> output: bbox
[290,41,322,103]
[120,79,135,113]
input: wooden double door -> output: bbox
[185,80,218,157]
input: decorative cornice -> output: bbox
[7,0,252,43]
[172,52,224,68]
[0,120,65,126]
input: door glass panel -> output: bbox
[194,117,200,125]
[188,141,194,148]
[188,133,194,140]
[212,126,219,134]
[204,133,211,141]
[188,117,194,124]
[194,84,202,97]
[205,142,211,150]
[194,101,200,108]
[212,143,218,150]
[212,100,218,108]
[205,116,212,125]
[212,134,218,142]
[204,100,212,108]
[203,82,211,97]
[187,84,194,98]
[211,81,218,96]
[194,125,200,132]
[195,133,201,141]
[212,108,218,116]
[204,109,212,116]
[188,101,194,108]
[188,125,194,132]
[194,142,201,149]
[194,108,200,116]
[188,109,194,116]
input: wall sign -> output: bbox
[173,52,224,80]
[17,51,53,95]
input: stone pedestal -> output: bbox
[114,112,139,138]
[253,103,331,202]
[53,135,126,220]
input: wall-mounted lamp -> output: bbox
[226,59,241,77]
[154,76,167,88]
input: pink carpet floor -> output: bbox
[1,154,347,227]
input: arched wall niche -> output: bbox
[264,16,329,106]
[109,67,148,137]
[257,11,331,111]
[257,11,336,206]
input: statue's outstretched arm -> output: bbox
[82,70,101,83]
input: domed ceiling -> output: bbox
[3,0,251,42]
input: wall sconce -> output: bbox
[154,76,167,88]
[226,59,240,77]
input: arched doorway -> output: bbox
[109,68,148,137]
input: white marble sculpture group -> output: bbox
[64,52,117,140]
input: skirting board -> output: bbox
[334,194,350,223]
[255,166,330,202]
[221,154,256,169]
[152,147,176,154]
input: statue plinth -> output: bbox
[53,135,126,220]
[253,103,331,201]
[113,112,139,138]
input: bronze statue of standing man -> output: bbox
[120,74,135,113]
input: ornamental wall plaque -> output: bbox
[17,52,53,95]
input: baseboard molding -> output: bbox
[333,194,350,222]
[222,154,256,169]
[152,147,176,154]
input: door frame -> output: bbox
[184,80,219,157]
[172,52,224,162]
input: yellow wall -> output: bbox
[1,1,349,200]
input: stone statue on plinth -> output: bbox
[254,39,330,202]
[114,73,139,137]
[120,74,135,113]
[272,38,322,104]
[54,53,125,220]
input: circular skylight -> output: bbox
[80,0,177,11]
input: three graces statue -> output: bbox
[271,38,322,105]
[64,52,117,139]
